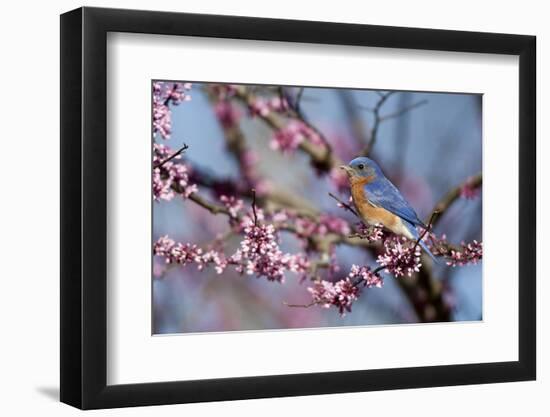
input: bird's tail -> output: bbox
[406,223,439,264]
[418,238,439,264]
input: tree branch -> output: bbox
[187,192,231,216]
[358,93,428,156]
[153,143,189,169]
[156,91,480,323]
[233,86,341,172]
[328,192,359,217]
[337,89,371,147]
[431,172,482,227]
[379,99,428,122]
[360,91,395,156]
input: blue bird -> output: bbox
[340,157,437,262]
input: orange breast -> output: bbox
[351,177,398,228]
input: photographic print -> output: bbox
[152,81,482,334]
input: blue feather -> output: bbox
[346,156,438,262]
[363,177,426,228]
[403,222,438,263]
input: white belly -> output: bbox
[390,217,415,240]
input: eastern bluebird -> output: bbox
[340,157,437,261]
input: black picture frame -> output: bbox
[60,6,536,410]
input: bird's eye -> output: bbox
[357,164,364,170]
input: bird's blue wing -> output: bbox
[363,177,427,228]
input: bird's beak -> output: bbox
[339,165,354,177]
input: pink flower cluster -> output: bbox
[154,217,311,283]
[349,264,384,288]
[308,278,359,315]
[248,96,290,117]
[219,195,244,219]
[154,236,230,274]
[233,221,310,282]
[153,144,197,201]
[329,168,350,193]
[210,84,239,100]
[153,82,192,139]
[295,214,351,239]
[214,101,242,129]
[353,222,385,242]
[459,176,481,199]
[306,264,382,315]
[377,236,422,277]
[446,240,483,267]
[425,233,483,266]
[270,120,323,154]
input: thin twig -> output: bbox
[431,173,482,227]
[338,90,371,147]
[283,300,318,308]
[379,99,428,122]
[233,86,339,171]
[360,91,395,156]
[358,93,427,157]
[413,211,439,253]
[251,188,258,226]
[328,192,359,218]
[295,87,305,114]
[352,265,385,288]
[188,193,231,216]
[154,143,189,169]
[162,83,179,106]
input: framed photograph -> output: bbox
[60,6,536,409]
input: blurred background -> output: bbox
[153,82,482,334]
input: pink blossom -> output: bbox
[349,264,383,288]
[271,122,304,153]
[424,232,449,256]
[241,149,258,170]
[239,149,261,189]
[153,82,192,140]
[268,96,290,112]
[220,195,244,219]
[231,222,309,282]
[154,236,229,274]
[210,84,239,100]
[154,218,311,283]
[200,249,229,274]
[377,236,422,277]
[308,278,359,315]
[271,210,289,223]
[295,214,351,238]
[447,240,483,266]
[248,97,271,117]
[247,95,290,117]
[306,264,382,315]
[270,120,323,154]
[460,176,481,199]
[319,214,351,236]
[329,168,349,193]
[154,236,204,266]
[214,101,242,129]
[353,222,385,242]
[425,233,483,266]
[153,143,197,201]
[333,194,356,213]
[237,208,265,232]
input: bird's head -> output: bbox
[339,157,382,180]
